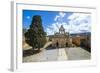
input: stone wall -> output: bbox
[51,35,70,48]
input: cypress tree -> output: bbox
[25,15,46,51]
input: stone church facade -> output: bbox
[48,25,71,48]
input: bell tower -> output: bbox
[59,25,65,34]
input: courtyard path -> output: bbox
[23,47,91,62]
[23,48,58,62]
[65,47,91,60]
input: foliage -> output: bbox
[25,15,46,50]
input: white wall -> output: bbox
[0,0,100,73]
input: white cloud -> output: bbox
[46,28,54,35]
[46,12,68,35]
[54,15,59,21]
[54,12,66,21]
[59,12,66,18]
[46,12,91,35]
[46,23,61,35]
[46,22,70,35]
[68,13,91,34]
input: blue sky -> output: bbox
[23,10,91,35]
[23,10,59,29]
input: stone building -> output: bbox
[48,25,71,48]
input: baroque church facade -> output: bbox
[48,25,72,48]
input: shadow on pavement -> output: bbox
[45,45,57,50]
[23,48,41,57]
[45,44,69,50]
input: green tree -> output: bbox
[25,15,46,51]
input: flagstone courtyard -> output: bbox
[23,47,90,62]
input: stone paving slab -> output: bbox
[23,47,91,62]
[58,48,68,60]
[23,49,58,62]
[65,47,91,60]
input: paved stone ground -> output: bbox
[58,48,68,61]
[23,47,91,62]
[23,49,58,62]
[65,47,91,60]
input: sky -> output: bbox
[23,10,91,35]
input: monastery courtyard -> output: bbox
[23,46,90,62]
[23,25,91,62]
